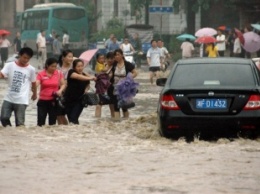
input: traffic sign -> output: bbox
[149,6,173,14]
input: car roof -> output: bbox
[177,57,252,65]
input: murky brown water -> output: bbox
[0,71,260,194]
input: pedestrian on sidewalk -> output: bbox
[180,38,194,59]
[36,30,47,69]
[0,47,37,127]
[0,35,11,68]
[52,34,62,60]
[62,30,69,50]
[13,32,22,54]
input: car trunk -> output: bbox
[167,89,258,115]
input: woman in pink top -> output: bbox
[36,57,66,126]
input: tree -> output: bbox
[128,0,152,24]
[173,0,239,34]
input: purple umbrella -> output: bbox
[242,32,260,53]
[195,27,217,37]
[115,73,139,104]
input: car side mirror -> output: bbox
[156,78,167,86]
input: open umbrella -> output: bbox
[195,36,216,44]
[195,27,217,37]
[242,31,260,53]
[79,48,99,64]
[176,34,196,41]
[218,25,226,31]
[234,28,245,45]
[0,29,11,36]
[251,24,260,31]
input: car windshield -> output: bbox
[171,63,256,88]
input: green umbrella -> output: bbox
[176,34,196,41]
[251,24,260,31]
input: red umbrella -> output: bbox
[0,29,11,36]
[195,36,216,44]
[234,28,245,45]
[79,49,99,64]
[218,25,226,31]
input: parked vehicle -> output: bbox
[156,58,260,140]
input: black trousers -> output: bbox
[0,47,8,66]
[37,100,57,126]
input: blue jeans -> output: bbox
[1,100,27,127]
[65,101,84,124]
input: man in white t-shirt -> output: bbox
[0,47,37,127]
[157,39,171,70]
[216,30,226,57]
[147,40,163,84]
[62,30,69,49]
[36,30,47,69]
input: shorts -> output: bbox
[149,66,161,72]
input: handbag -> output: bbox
[81,92,99,107]
[118,100,135,109]
[98,93,111,105]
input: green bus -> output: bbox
[21,3,88,56]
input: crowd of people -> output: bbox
[180,27,260,59]
[0,46,139,127]
[1,25,259,127]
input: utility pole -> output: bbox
[160,0,162,38]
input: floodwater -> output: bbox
[0,71,260,194]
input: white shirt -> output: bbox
[147,47,162,67]
[159,47,169,59]
[36,34,46,48]
[233,38,241,54]
[0,39,11,48]
[216,34,226,51]
[121,43,131,52]
[63,34,69,44]
[181,41,194,58]
[1,61,36,105]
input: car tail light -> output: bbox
[161,94,180,110]
[243,95,260,110]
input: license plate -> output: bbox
[196,99,227,109]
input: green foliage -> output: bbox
[106,17,124,29]
[89,18,124,43]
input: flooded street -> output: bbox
[0,70,260,194]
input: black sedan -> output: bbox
[156,57,260,139]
